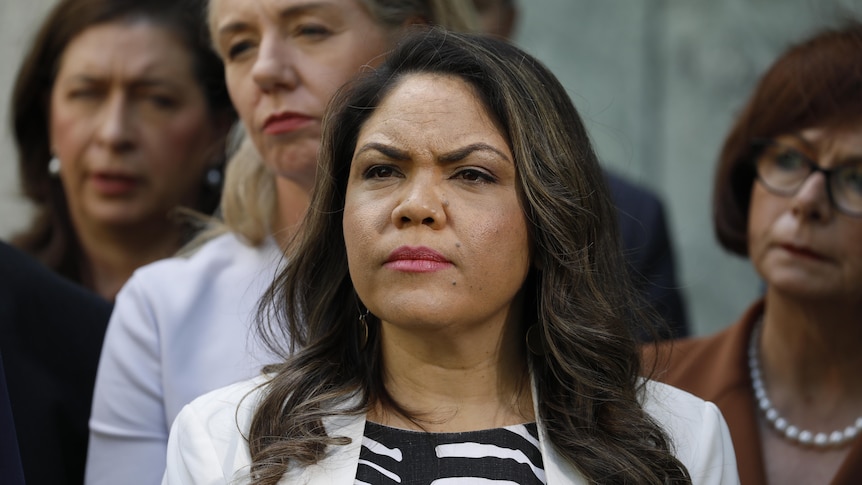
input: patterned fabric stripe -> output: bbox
[431,479,525,485]
[504,423,540,449]
[363,436,404,461]
[435,442,546,482]
[357,458,401,483]
[355,421,547,484]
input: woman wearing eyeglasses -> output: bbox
[644,22,862,484]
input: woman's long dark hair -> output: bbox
[251,29,690,484]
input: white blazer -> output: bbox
[88,233,283,485]
[163,375,739,484]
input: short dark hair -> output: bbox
[11,0,234,280]
[713,21,862,256]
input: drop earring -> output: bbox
[48,156,61,177]
[204,166,222,189]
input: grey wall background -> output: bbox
[1,0,860,336]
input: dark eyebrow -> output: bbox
[64,75,181,91]
[218,2,332,37]
[438,143,511,164]
[354,142,410,161]
[354,142,511,164]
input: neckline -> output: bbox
[365,420,538,435]
[748,317,862,448]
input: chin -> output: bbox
[768,278,843,302]
[85,203,156,228]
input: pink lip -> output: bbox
[90,171,141,196]
[779,243,826,261]
[262,112,314,135]
[384,246,452,273]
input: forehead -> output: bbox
[58,20,194,79]
[795,126,862,151]
[356,73,505,145]
[209,0,365,31]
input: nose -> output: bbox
[251,34,299,93]
[391,176,447,229]
[95,93,134,153]
[791,171,832,222]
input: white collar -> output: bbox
[279,383,587,485]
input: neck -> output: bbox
[371,319,533,432]
[272,176,311,249]
[762,289,862,380]
[758,289,862,428]
[76,220,184,300]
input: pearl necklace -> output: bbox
[748,319,862,448]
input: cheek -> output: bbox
[226,70,255,123]
[471,207,531,277]
[747,184,777,254]
[150,110,214,163]
[49,97,86,163]
[307,67,349,113]
[139,113,215,200]
[343,194,368,261]
[839,224,862,267]
[343,197,378,255]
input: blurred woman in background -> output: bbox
[10,0,235,301]
[647,21,862,484]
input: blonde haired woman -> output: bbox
[86,2,476,484]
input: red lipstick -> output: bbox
[385,246,452,273]
[90,171,140,196]
[263,112,314,135]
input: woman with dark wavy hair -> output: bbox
[164,29,737,484]
[646,21,862,484]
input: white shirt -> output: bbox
[163,376,740,484]
[86,232,284,485]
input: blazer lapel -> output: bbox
[284,381,588,484]
[283,412,366,484]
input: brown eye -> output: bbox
[837,164,862,196]
[454,168,495,183]
[227,40,254,60]
[364,165,398,179]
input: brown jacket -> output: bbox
[643,299,862,485]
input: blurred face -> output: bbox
[748,126,862,303]
[50,21,220,229]
[344,74,531,333]
[210,0,394,193]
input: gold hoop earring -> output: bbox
[526,325,545,356]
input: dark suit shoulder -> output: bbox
[0,240,112,485]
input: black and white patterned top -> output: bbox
[355,421,547,484]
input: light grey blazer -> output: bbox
[163,375,739,484]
